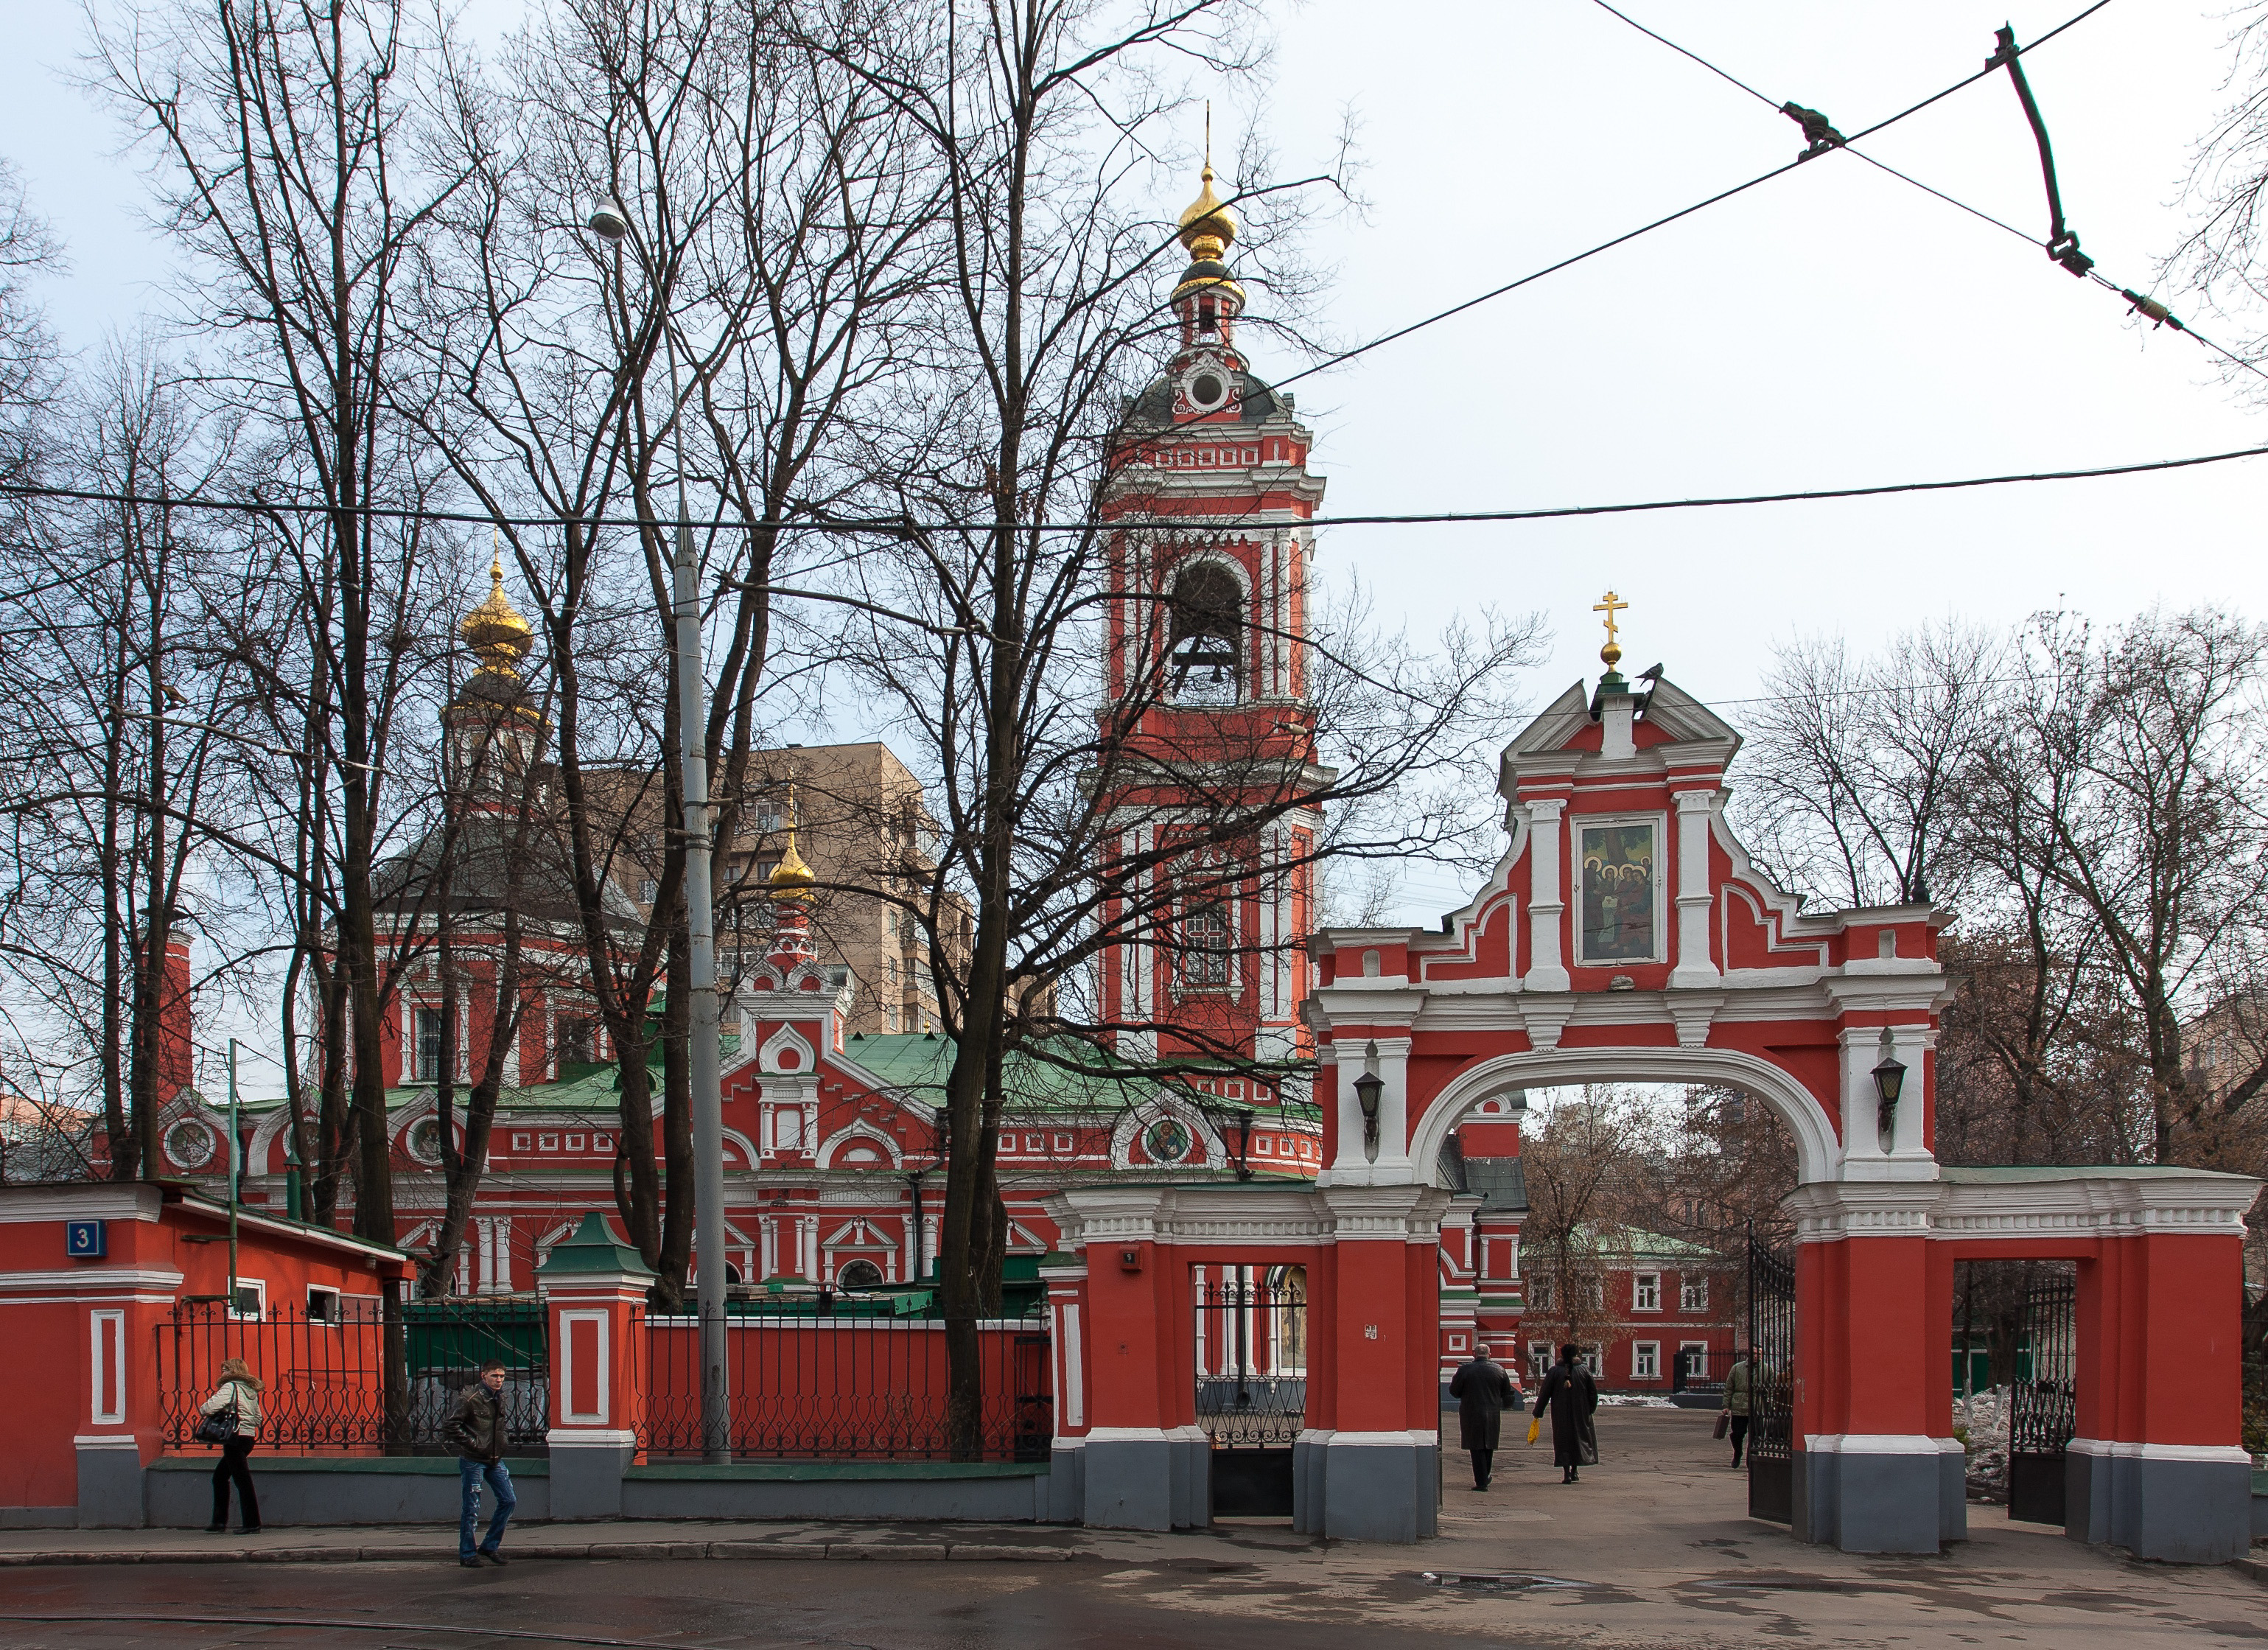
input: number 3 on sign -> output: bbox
[66,1220,107,1258]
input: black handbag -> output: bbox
[195,1382,241,1445]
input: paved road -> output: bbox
[1,1408,2260,1649]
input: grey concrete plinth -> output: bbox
[1080,1430,1206,1531]
[143,1456,552,1528]
[549,1434,636,1521]
[1791,1442,1942,1554]
[1043,1443,1083,1523]
[2067,1446,2255,1565]
[74,1438,144,1529]
[1316,1433,1437,1542]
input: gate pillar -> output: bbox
[1051,1188,1207,1531]
[1302,1186,1451,1542]
[1787,1186,1961,1554]
[2068,1228,2255,1563]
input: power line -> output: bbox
[7,437,2267,536]
[1266,0,2120,395]
[1584,0,2268,387]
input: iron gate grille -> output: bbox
[1194,1268,1307,1518]
[2008,1268,2076,1525]
[1746,1230,1796,1525]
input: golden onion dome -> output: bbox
[768,839,816,904]
[768,790,818,906]
[1177,163,1238,263]
[461,557,534,674]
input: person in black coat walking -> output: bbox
[1448,1343,1520,1490]
[1533,1343,1599,1484]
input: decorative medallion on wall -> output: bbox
[165,1119,217,1170]
[407,1116,444,1164]
[1143,1118,1193,1164]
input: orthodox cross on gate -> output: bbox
[1593,590,1628,670]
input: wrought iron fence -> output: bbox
[636,1306,1051,1461]
[2008,1267,2077,1525]
[1192,1268,1308,1449]
[1669,1344,1737,1394]
[1746,1230,1796,1525]
[155,1296,549,1457]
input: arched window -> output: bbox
[838,1259,885,1290]
[1168,562,1242,706]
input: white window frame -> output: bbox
[228,1277,267,1322]
[1580,1345,1603,1378]
[1681,1276,1708,1312]
[1528,1342,1553,1382]
[1571,811,1669,967]
[1632,1340,1660,1381]
[305,1284,342,1326]
[1634,1270,1662,1312]
[1679,1340,1709,1381]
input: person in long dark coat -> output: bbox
[1533,1343,1599,1484]
[1448,1343,1519,1490]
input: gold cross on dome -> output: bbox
[1593,590,1628,646]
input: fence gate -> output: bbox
[2007,1269,2076,1525]
[1746,1231,1796,1525]
[1193,1266,1307,1517]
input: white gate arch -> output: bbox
[1407,1045,1844,1187]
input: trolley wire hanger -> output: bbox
[1987,22,2093,278]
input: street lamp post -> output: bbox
[591,197,729,1461]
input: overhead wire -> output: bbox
[6,438,2268,535]
[1582,0,2268,386]
[1264,0,2123,395]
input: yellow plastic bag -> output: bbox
[1526,1416,1541,1446]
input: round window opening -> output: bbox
[407,1116,444,1164]
[1143,1118,1194,1164]
[165,1119,217,1170]
[1189,371,1226,409]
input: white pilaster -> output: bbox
[1524,798,1569,992]
[1669,789,1722,989]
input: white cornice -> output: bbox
[1786,1170,2263,1242]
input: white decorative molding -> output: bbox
[1663,992,1722,1049]
[1800,1433,1944,1455]
[1787,1169,2264,1242]
[2067,1438,2253,1464]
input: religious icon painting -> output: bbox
[1577,818,1662,965]
[1143,1118,1194,1164]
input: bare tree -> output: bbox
[1739,621,2001,910]
[1517,1087,1663,1356]
[1973,609,2268,1164]
[91,0,474,1241]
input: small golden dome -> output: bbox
[1177,163,1237,264]
[462,557,534,674]
[768,838,816,904]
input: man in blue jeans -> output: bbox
[444,1360,515,1567]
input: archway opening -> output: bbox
[1431,1077,1805,1521]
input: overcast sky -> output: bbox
[3,1,2260,1080]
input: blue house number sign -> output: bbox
[66,1220,106,1259]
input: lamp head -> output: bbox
[587,199,630,243]
[1871,1055,1906,1106]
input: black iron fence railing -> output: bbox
[1193,1273,1308,1448]
[1670,1345,1737,1393]
[155,1296,549,1457]
[635,1307,1051,1461]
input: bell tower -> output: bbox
[1094,146,1329,1067]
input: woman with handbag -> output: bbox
[197,1357,264,1533]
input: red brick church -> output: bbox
[142,158,1737,1394]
